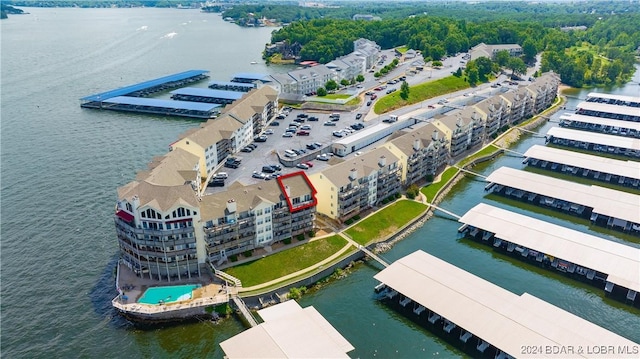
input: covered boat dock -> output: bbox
[458,204,640,306]
[522,145,640,188]
[559,113,640,138]
[586,92,640,108]
[230,72,271,84]
[546,127,640,158]
[485,166,640,234]
[80,70,210,107]
[208,80,255,92]
[98,96,220,119]
[374,250,639,358]
[220,300,354,359]
[575,102,640,122]
[169,87,244,105]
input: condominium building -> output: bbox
[309,147,401,222]
[473,97,508,138]
[224,86,278,135]
[469,43,523,61]
[432,109,485,158]
[526,72,560,114]
[383,123,449,186]
[200,173,317,263]
[114,149,204,281]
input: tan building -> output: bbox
[473,96,508,138]
[114,148,204,281]
[383,123,449,186]
[432,108,485,158]
[224,86,278,135]
[309,147,401,222]
[200,173,317,263]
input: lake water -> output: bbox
[1,7,638,358]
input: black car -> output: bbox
[366,101,372,106]
[297,113,309,118]
[262,165,276,173]
[208,179,225,187]
[308,116,319,121]
[269,164,282,171]
[355,113,363,120]
[254,135,268,142]
[294,118,306,123]
[306,143,317,150]
[224,162,239,169]
[270,121,280,126]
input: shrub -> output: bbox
[406,184,420,200]
[288,286,307,300]
[229,255,238,262]
[353,215,361,221]
[283,238,292,245]
[344,218,354,225]
[307,230,316,238]
[243,250,253,258]
[425,174,434,182]
[296,234,305,242]
[395,192,401,199]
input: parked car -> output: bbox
[316,153,330,161]
[304,161,314,168]
[241,147,253,153]
[269,164,282,171]
[254,135,268,142]
[332,131,344,138]
[214,172,228,179]
[297,113,309,118]
[355,113,363,120]
[208,179,225,187]
[366,101,372,106]
[300,124,312,130]
[324,121,337,126]
[294,118,306,123]
[386,88,397,94]
[262,165,276,173]
[264,129,274,135]
[296,130,310,136]
[306,143,317,150]
[252,171,266,179]
[282,132,293,138]
[296,163,310,170]
[270,121,280,126]
[308,116,319,122]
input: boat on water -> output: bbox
[250,61,258,65]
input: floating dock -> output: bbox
[522,145,640,188]
[559,113,640,138]
[230,72,271,84]
[208,80,256,92]
[220,300,355,359]
[458,203,640,306]
[485,166,640,234]
[374,250,639,358]
[586,92,640,108]
[546,127,640,159]
[575,101,640,122]
[80,70,217,119]
[170,87,244,104]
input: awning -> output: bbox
[116,210,134,222]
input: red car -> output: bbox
[296,130,310,136]
[304,161,314,168]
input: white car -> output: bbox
[264,129,274,135]
[282,132,293,137]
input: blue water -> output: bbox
[138,285,200,305]
[1,7,638,359]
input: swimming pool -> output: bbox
[138,284,201,305]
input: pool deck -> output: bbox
[113,262,237,320]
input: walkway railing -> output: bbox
[231,296,258,327]
[210,262,242,287]
[358,245,389,268]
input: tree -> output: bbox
[522,39,537,63]
[340,79,350,87]
[374,72,381,78]
[356,74,365,82]
[400,81,410,100]
[432,60,443,68]
[454,67,463,77]
[317,87,327,96]
[494,50,511,67]
[325,79,338,91]
[467,67,479,86]
[507,57,527,78]
[474,56,494,81]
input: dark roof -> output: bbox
[102,96,221,111]
[80,70,209,101]
[169,87,244,100]
[231,72,270,81]
[208,80,255,88]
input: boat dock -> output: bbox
[208,80,256,92]
[374,250,639,358]
[485,166,640,235]
[586,92,640,107]
[546,127,640,159]
[80,70,222,119]
[170,87,245,104]
[458,203,640,307]
[523,145,640,189]
[576,101,640,122]
[559,113,640,138]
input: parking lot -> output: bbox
[204,49,512,193]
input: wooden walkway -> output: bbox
[231,296,258,327]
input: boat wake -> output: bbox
[162,32,177,39]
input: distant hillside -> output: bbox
[1,4,25,19]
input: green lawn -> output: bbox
[345,200,427,245]
[223,235,348,287]
[421,167,460,202]
[321,93,352,100]
[374,75,470,114]
[396,46,408,54]
[458,145,501,167]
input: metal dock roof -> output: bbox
[459,204,640,292]
[80,70,209,101]
[220,300,354,359]
[102,96,221,111]
[169,87,245,100]
[374,250,638,358]
[587,92,640,105]
[576,101,640,117]
[208,80,255,88]
[547,127,640,150]
[559,113,640,131]
[231,72,270,81]
[523,145,640,181]
[485,166,640,225]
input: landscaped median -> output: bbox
[223,235,351,289]
[345,199,427,246]
[374,75,470,114]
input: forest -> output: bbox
[267,13,639,87]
